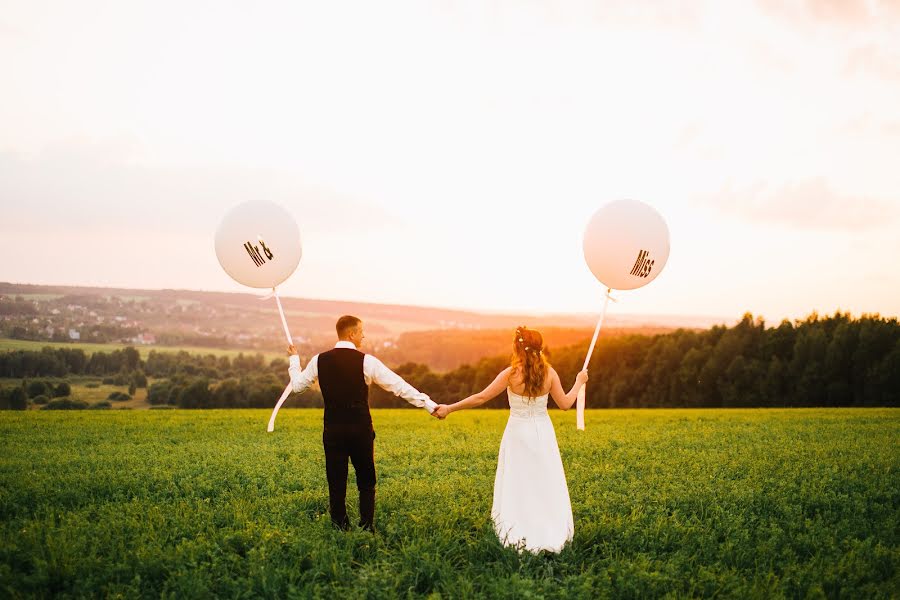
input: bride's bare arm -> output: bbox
[548,368,589,410]
[445,368,512,415]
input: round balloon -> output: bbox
[582,199,670,290]
[215,201,302,288]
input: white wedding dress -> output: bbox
[491,388,574,553]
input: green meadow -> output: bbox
[1,409,897,598]
[0,378,151,410]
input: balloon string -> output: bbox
[582,288,613,369]
[576,288,613,431]
[267,383,293,433]
[268,288,295,433]
[272,287,293,345]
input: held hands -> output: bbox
[432,404,451,420]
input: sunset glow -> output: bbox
[2,0,898,321]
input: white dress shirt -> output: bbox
[289,341,437,413]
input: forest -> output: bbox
[0,312,897,409]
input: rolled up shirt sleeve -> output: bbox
[364,355,436,413]
[288,354,319,394]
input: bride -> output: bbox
[433,326,588,553]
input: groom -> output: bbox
[288,315,439,532]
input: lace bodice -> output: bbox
[507,388,550,418]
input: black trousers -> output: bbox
[323,422,376,530]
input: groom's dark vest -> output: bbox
[317,348,372,425]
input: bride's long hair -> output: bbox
[510,326,549,399]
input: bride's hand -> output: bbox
[576,370,589,386]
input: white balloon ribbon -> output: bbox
[263,286,295,432]
[576,288,615,431]
[267,383,293,433]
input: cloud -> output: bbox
[0,140,400,237]
[745,40,798,74]
[845,44,900,80]
[587,0,703,28]
[798,0,874,24]
[700,178,897,232]
[756,0,899,27]
[840,113,900,136]
[434,0,703,30]
[0,22,25,38]
[671,123,730,161]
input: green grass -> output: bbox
[0,338,282,363]
[0,377,150,409]
[66,382,148,408]
[1,409,897,598]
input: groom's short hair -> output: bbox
[336,315,362,339]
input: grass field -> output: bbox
[0,338,282,363]
[0,377,152,409]
[1,409,897,598]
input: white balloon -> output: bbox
[582,199,670,291]
[215,201,302,288]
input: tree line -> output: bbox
[0,347,284,379]
[1,312,897,409]
[547,312,899,409]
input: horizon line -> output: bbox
[3,279,891,325]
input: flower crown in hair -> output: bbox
[515,325,543,355]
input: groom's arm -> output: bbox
[288,354,319,393]
[364,355,437,414]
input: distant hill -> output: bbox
[377,326,678,371]
[0,282,723,369]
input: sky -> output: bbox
[1,0,899,323]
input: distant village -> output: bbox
[0,292,305,351]
[0,284,708,371]
[0,286,519,363]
